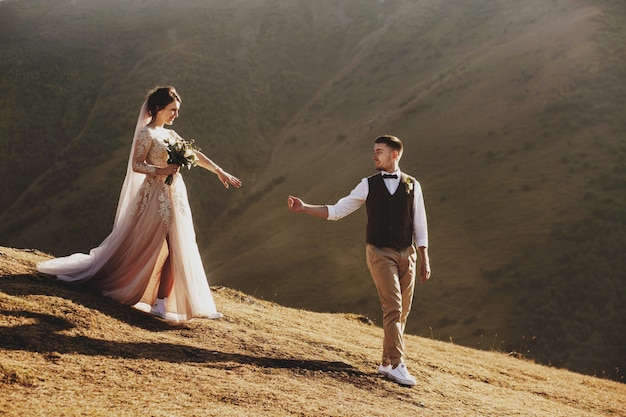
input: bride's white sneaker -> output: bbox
[150,298,176,321]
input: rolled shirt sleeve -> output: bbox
[413,180,428,248]
[326,178,368,220]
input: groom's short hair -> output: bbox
[375,135,403,156]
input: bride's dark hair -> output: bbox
[146,86,182,121]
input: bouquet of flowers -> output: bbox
[164,138,200,185]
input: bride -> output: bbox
[38,86,242,321]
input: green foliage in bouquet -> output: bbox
[165,138,200,185]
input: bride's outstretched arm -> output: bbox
[195,150,242,189]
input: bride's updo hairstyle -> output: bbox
[146,86,182,121]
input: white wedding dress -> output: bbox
[38,104,221,321]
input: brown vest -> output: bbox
[365,173,414,250]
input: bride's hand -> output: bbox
[217,169,242,189]
[158,164,180,176]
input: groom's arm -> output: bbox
[287,196,329,219]
[288,178,368,221]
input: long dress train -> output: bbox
[37,124,221,321]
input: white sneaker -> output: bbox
[386,363,417,386]
[377,364,392,376]
[150,298,176,321]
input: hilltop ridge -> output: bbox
[1,246,624,416]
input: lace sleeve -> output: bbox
[132,128,157,175]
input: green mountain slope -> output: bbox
[1,0,624,379]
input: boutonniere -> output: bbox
[404,177,414,195]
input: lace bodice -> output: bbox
[131,126,189,228]
[132,126,179,174]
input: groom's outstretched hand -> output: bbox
[287,195,304,213]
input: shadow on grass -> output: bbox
[0,273,191,331]
[0,274,370,383]
[0,308,363,373]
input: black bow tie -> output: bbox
[382,174,398,179]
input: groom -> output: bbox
[287,135,430,387]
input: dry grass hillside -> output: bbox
[1,246,624,417]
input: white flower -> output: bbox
[404,177,414,194]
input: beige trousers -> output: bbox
[366,244,417,366]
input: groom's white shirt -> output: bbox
[325,169,428,248]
